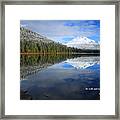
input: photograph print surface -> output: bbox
[20,20,100,100]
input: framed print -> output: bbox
[0,0,119,119]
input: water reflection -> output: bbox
[20,54,97,79]
[20,54,74,79]
[65,56,100,69]
[20,54,100,100]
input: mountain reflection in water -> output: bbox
[20,54,100,100]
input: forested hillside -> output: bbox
[20,27,100,54]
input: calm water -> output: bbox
[20,54,100,100]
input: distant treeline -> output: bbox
[20,40,100,54]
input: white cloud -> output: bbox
[20,24,27,27]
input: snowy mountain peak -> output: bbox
[66,36,100,50]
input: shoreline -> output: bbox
[20,52,100,55]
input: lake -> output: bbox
[20,54,100,100]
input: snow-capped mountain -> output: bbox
[65,56,100,69]
[65,36,100,50]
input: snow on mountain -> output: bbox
[65,56,100,69]
[65,36,100,50]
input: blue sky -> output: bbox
[20,20,100,44]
